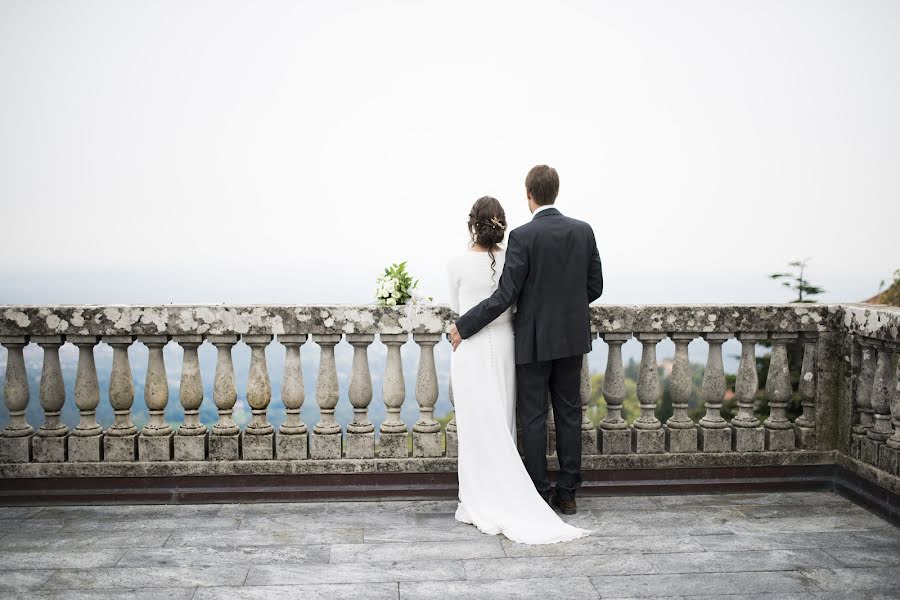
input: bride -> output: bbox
[447,196,591,545]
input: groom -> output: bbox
[450,164,603,515]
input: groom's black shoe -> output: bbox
[549,491,577,515]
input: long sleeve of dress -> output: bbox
[447,260,461,315]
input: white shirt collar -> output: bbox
[532,204,556,217]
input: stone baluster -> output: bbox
[277,334,308,460]
[633,333,665,453]
[311,334,342,459]
[732,333,765,452]
[882,349,900,476]
[69,335,102,462]
[346,334,375,459]
[580,353,598,454]
[242,335,274,460]
[138,336,173,461]
[865,342,894,468]
[763,333,796,450]
[173,335,206,461]
[851,337,876,460]
[103,336,137,461]
[598,333,632,454]
[379,333,409,457]
[446,374,458,457]
[208,335,240,460]
[32,336,68,462]
[664,333,697,453]
[855,338,876,435]
[0,336,32,463]
[793,333,818,449]
[698,333,732,452]
[850,335,862,439]
[413,334,442,457]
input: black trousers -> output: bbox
[516,354,583,500]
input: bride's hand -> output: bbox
[449,324,462,351]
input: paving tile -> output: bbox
[501,534,703,557]
[219,500,433,518]
[331,539,504,563]
[571,496,662,510]
[642,549,843,573]
[589,570,817,597]
[822,545,900,567]
[193,583,400,600]
[367,500,459,513]
[245,559,464,585]
[0,549,125,570]
[165,527,363,547]
[0,506,44,519]
[363,525,491,543]
[400,577,599,599]
[651,493,783,507]
[36,504,223,520]
[462,553,655,579]
[240,511,418,530]
[684,593,899,600]
[0,588,196,600]
[0,530,172,550]
[682,594,819,600]
[60,516,240,533]
[0,519,64,535]
[736,503,872,519]
[799,566,900,592]
[653,492,848,508]
[43,566,249,589]
[691,531,899,552]
[563,510,749,537]
[849,529,900,546]
[117,544,331,567]
[728,514,888,535]
[602,597,684,600]
[0,569,54,590]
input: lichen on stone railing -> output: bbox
[0,303,897,493]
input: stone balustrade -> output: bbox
[0,303,898,509]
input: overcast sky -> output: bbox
[1,0,897,306]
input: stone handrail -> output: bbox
[0,303,898,503]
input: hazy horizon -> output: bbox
[1,0,898,309]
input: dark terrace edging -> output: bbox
[0,461,897,527]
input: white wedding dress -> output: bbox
[447,248,592,544]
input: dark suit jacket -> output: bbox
[455,206,603,364]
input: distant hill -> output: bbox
[863,270,900,306]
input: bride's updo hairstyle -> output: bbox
[468,196,507,282]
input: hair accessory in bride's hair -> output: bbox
[490,216,506,230]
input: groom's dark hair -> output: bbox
[525,165,559,205]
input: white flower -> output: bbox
[386,298,397,306]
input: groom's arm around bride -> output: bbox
[450,167,603,361]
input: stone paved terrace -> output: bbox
[2,303,900,598]
[0,491,899,599]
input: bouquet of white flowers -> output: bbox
[375,261,419,306]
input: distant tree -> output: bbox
[769,258,825,303]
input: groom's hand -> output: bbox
[449,324,462,351]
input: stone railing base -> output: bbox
[1,451,896,527]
